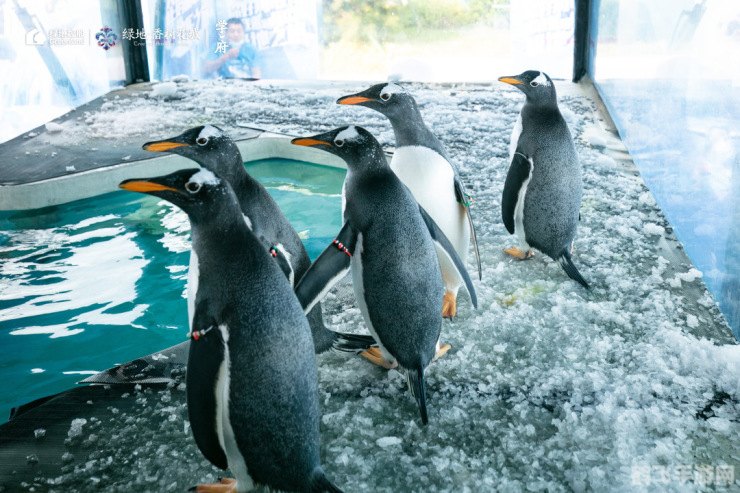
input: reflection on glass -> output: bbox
[0,0,126,143]
[592,0,740,338]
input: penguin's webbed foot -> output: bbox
[442,291,457,319]
[360,347,398,369]
[189,477,237,493]
[504,247,534,260]
[433,342,452,362]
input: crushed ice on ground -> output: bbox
[15,80,738,492]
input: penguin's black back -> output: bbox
[517,105,582,258]
[346,169,442,370]
[192,221,323,490]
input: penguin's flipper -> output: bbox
[257,236,294,284]
[454,176,482,281]
[309,468,344,493]
[187,308,228,470]
[501,151,533,234]
[295,221,357,314]
[418,206,478,309]
[558,249,590,289]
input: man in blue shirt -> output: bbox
[204,18,262,79]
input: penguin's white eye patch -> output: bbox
[530,72,551,87]
[185,181,201,194]
[380,92,391,101]
[196,137,208,146]
[335,125,359,144]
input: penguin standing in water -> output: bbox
[143,126,375,353]
[119,169,342,493]
[337,84,482,323]
[498,71,590,289]
[292,126,477,424]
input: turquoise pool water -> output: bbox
[0,158,345,422]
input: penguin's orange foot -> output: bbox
[189,478,237,492]
[442,291,457,319]
[504,247,534,260]
[433,342,452,362]
[360,347,398,369]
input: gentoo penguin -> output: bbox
[119,169,342,493]
[498,71,589,288]
[291,126,477,424]
[143,126,375,354]
[337,83,481,321]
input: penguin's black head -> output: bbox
[337,82,418,119]
[142,125,240,178]
[498,70,557,105]
[291,125,385,171]
[119,168,234,223]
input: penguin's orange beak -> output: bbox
[337,95,372,105]
[119,180,178,193]
[498,76,523,86]
[142,141,188,152]
[291,137,332,148]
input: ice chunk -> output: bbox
[151,82,178,98]
[643,223,665,236]
[67,418,87,438]
[45,122,64,133]
[376,436,402,448]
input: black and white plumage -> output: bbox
[498,71,589,289]
[143,126,375,354]
[119,169,342,493]
[337,84,481,318]
[292,126,477,425]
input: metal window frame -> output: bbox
[114,1,592,86]
[117,0,150,84]
[573,0,593,82]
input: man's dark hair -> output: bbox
[226,17,244,27]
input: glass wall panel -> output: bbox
[591,0,740,338]
[0,0,126,143]
[140,0,575,83]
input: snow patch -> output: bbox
[150,82,178,98]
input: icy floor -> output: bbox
[6,79,739,491]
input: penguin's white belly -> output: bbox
[514,155,534,250]
[351,233,395,364]
[187,249,198,330]
[215,324,254,492]
[391,146,469,292]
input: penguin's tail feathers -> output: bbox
[407,365,429,425]
[557,250,590,289]
[330,331,377,354]
[309,467,344,493]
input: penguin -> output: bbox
[337,83,482,324]
[498,71,589,288]
[291,126,477,424]
[143,126,376,354]
[119,168,342,493]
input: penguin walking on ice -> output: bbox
[120,169,343,493]
[337,83,482,323]
[497,71,590,289]
[291,126,477,424]
[143,126,376,354]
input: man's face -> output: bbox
[227,23,245,44]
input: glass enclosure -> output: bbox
[0,0,126,143]
[1,0,576,143]
[590,0,740,337]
